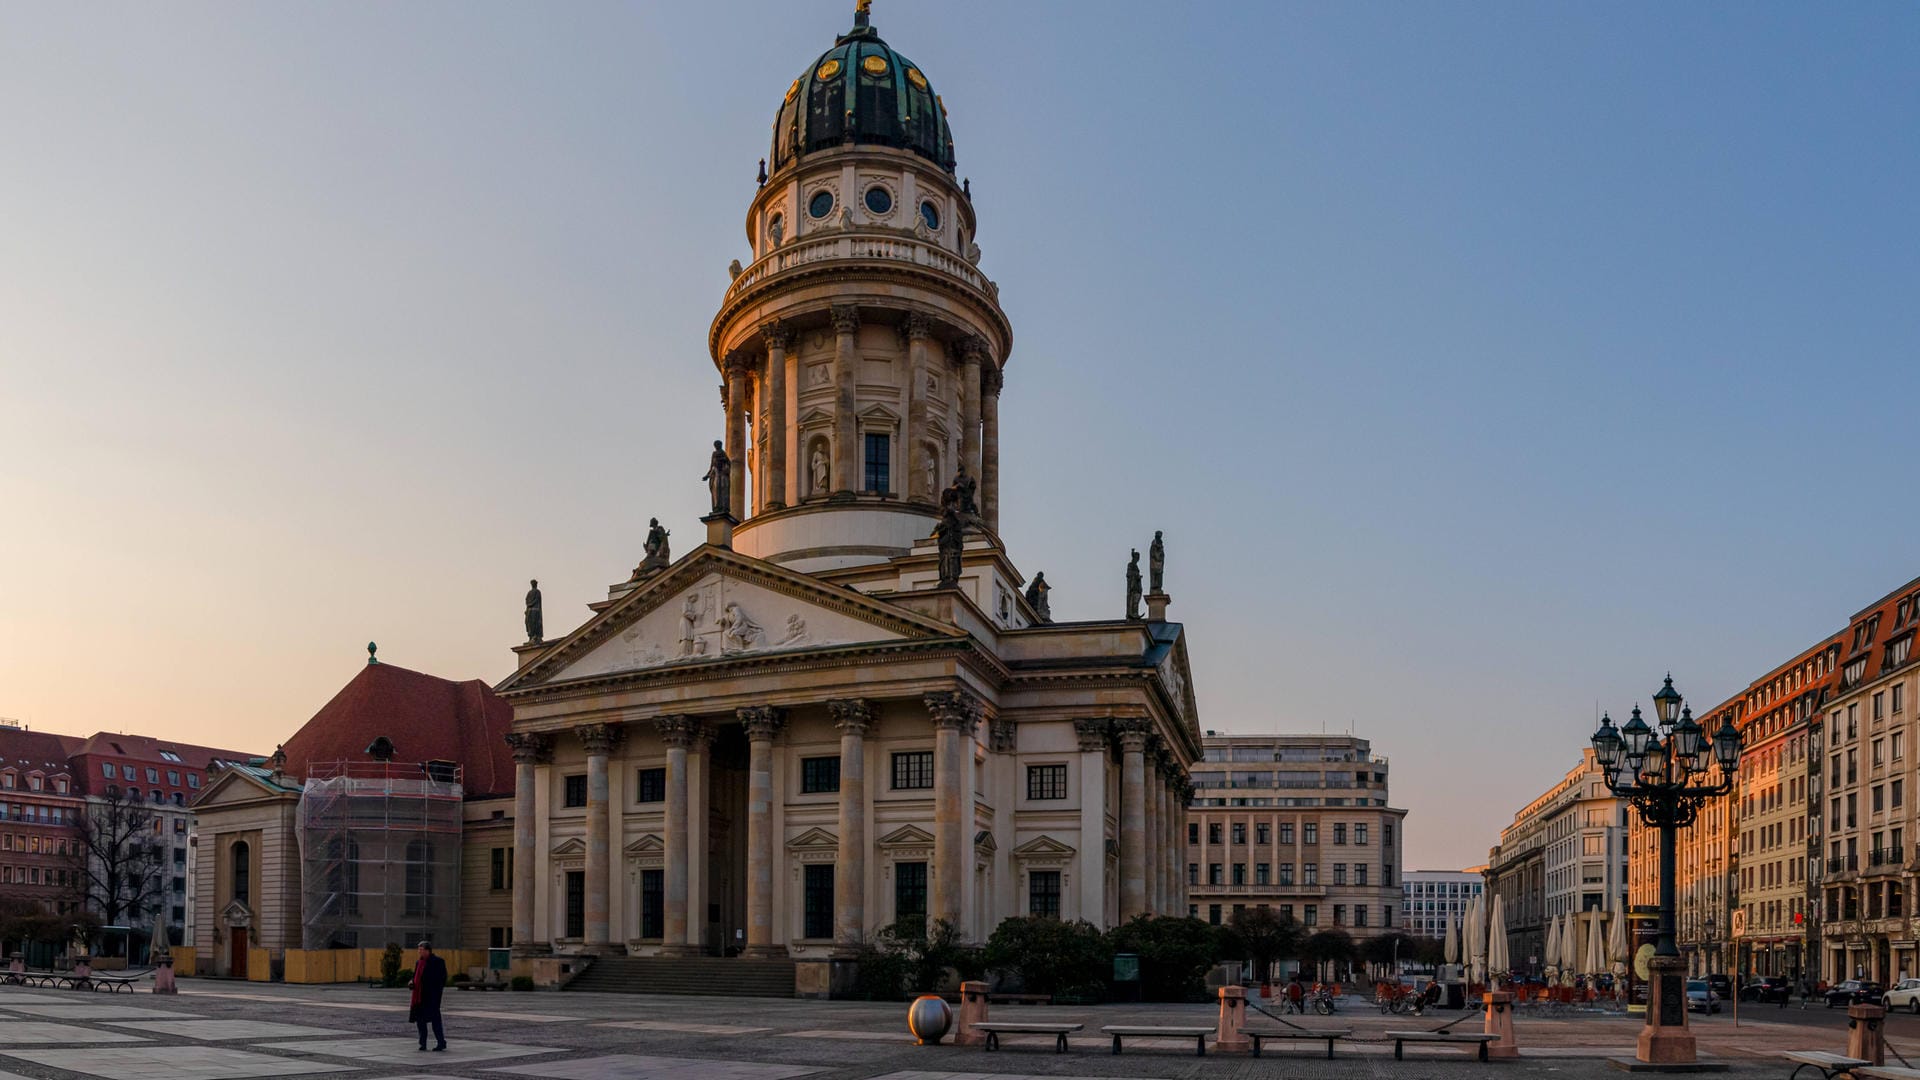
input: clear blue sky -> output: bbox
[2,2,1916,870]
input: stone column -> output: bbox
[656,715,701,955]
[829,699,874,948]
[980,365,1001,532]
[927,690,981,927]
[1116,719,1149,919]
[577,723,620,953]
[830,304,860,495]
[1074,719,1111,923]
[957,337,986,483]
[739,706,785,956]
[761,321,791,510]
[725,354,752,520]
[1142,740,1161,916]
[505,732,551,955]
[903,313,933,502]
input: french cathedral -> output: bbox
[499,5,1199,989]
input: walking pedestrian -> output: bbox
[409,941,448,1051]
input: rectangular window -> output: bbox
[1896,779,1905,809]
[1188,862,1199,885]
[490,847,513,891]
[1356,905,1369,928]
[1355,823,1369,845]
[1231,823,1247,844]
[1333,823,1347,845]
[892,751,933,790]
[145,768,158,783]
[101,763,114,779]
[1256,823,1270,844]
[1255,862,1270,885]
[563,775,587,808]
[1209,904,1222,925]
[804,864,835,939]
[640,869,664,938]
[1333,863,1347,885]
[167,771,179,785]
[895,861,927,920]
[122,765,135,780]
[1333,904,1346,926]
[1027,764,1068,800]
[636,767,666,803]
[1356,863,1368,885]
[1209,823,1223,844]
[1279,862,1294,885]
[1896,684,1906,715]
[801,756,841,794]
[1304,823,1318,844]
[1028,870,1061,918]
[1232,862,1246,885]
[1304,904,1318,926]
[1188,823,1199,845]
[1304,862,1318,885]
[863,432,890,493]
[187,773,199,788]
[1208,863,1223,885]
[565,871,585,938]
[1280,823,1295,844]
[1876,692,1886,721]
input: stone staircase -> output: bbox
[561,955,797,997]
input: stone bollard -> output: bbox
[1214,985,1252,1053]
[1848,1003,1887,1066]
[954,980,990,1046]
[153,957,177,995]
[1483,990,1520,1060]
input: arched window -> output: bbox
[231,841,251,905]
[404,838,433,917]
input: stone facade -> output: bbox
[1483,750,1627,977]
[1402,868,1484,940]
[499,10,1199,967]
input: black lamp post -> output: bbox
[1591,675,1741,1061]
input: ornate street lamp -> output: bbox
[1590,674,1742,1064]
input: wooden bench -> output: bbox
[1240,1025,1350,1059]
[974,1021,1082,1053]
[86,973,144,994]
[1100,1025,1214,1056]
[1384,1030,1501,1062]
[1784,1051,1872,1080]
[987,992,1052,1006]
[1855,1068,1920,1080]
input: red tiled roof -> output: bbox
[0,729,85,772]
[279,661,515,797]
[70,731,257,772]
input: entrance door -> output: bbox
[229,929,248,978]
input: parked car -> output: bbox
[1825,980,1885,1008]
[1706,974,1733,999]
[1884,979,1920,1012]
[1686,980,1722,1014]
[1741,976,1792,1003]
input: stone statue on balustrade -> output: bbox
[1024,572,1052,624]
[935,504,964,588]
[633,518,671,577]
[703,440,731,515]
[1125,550,1143,621]
[1149,530,1166,593]
[524,579,543,644]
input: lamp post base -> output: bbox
[1637,956,1697,1065]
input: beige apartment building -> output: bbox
[1485,750,1626,976]
[1182,734,1406,937]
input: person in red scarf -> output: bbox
[408,941,448,1051]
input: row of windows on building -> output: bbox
[561,758,1077,808]
[1189,860,1390,887]
[1201,746,1376,764]
[1192,901,1393,928]
[0,865,75,886]
[1,804,70,825]
[1404,881,1483,897]
[101,785,194,806]
[0,773,67,793]
[1189,770,1387,789]
[552,859,1061,941]
[1,833,70,855]
[1193,797,1389,808]
[1188,821,1391,847]
[97,762,203,788]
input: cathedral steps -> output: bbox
[561,955,797,997]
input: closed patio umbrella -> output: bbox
[1587,910,1607,979]
[1488,894,1511,984]
[1542,914,1561,982]
[1445,909,1461,983]
[1466,895,1486,987]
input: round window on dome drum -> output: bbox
[808,191,834,219]
[919,201,939,230]
[864,186,892,216]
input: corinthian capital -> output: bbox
[989,715,1016,753]
[924,690,982,733]
[738,705,786,742]
[575,723,621,758]
[654,714,705,749]
[982,366,1004,397]
[1112,717,1151,753]
[904,311,935,341]
[504,732,553,766]
[760,319,794,351]
[959,335,991,365]
[828,698,875,736]
[724,352,755,379]
[1072,717,1111,754]
[830,304,861,334]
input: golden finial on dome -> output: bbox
[854,0,872,27]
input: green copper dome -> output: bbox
[770,9,955,175]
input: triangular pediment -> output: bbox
[1013,835,1074,857]
[500,547,959,690]
[786,826,838,851]
[191,767,297,811]
[1148,624,1199,740]
[552,837,587,856]
[877,824,934,847]
[623,834,663,855]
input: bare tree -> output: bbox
[70,786,165,929]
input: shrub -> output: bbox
[847,939,912,1001]
[984,917,1109,998]
[510,975,534,992]
[1106,915,1226,1002]
[378,942,406,988]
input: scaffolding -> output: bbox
[297,760,464,951]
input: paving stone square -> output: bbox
[254,1037,564,1067]
[596,1021,776,1036]
[0,1021,151,1044]
[109,1020,348,1041]
[0,1002,206,1020]
[0,1045,358,1080]
[487,1054,822,1080]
